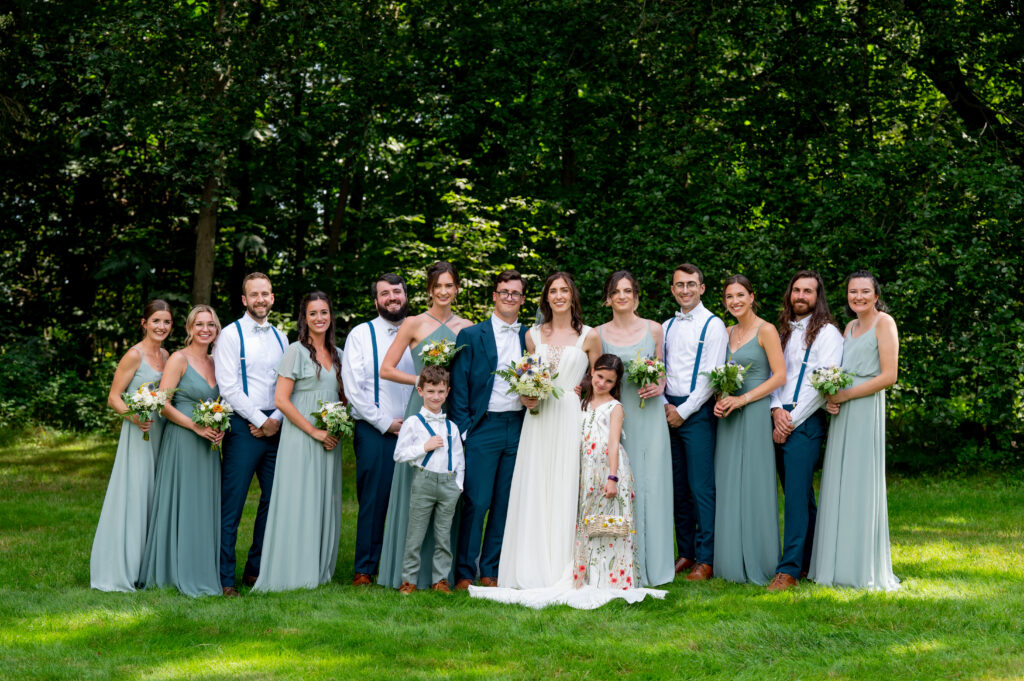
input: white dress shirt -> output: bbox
[213,314,286,428]
[341,316,414,433]
[660,302,729,421]
[393,408,466,490]
[769,319,844,429]
[487,314,526,413]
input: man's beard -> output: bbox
[791,301,812,316]
[377,300,409,323]
[247,303,270,321]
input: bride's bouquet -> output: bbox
[809,366,854,397]
[702,362,750,397]
[419,338,464,367]
[191,397,234,453]
[494,352,563,415]
[311,399,354,440]
[624,353,666,409]
[121,381,173,441]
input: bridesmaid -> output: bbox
[593,270,675,587]
[90,300,172,592]
[713,275,786,585]
[377,261,473,589]
[809,271,900,591]
[254,292,344,592]
[138,305,224,597]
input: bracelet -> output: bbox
[607,475,619,482]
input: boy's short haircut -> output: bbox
[417,365,450,389]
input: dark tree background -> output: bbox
[1,0,1021,468]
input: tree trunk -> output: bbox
[192,171,220,305]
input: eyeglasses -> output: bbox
[496,290,524,301]
[672,282,701,291]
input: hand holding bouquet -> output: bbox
[121,381,173,441]
[311,400,354,441]
[191,397,234,452]
[624,353,666,409]
[494,352,563,415]
[809,366,854,397]
[419,338,464,367]
[703,362,750,397]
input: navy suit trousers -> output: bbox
[354,419,398,575]
[774,409,827,578]
[667,397,717,566]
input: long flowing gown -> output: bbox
[600,328,675,586]
[713,330,780,585]
[809,324,900,591]
[253,343,343,592]
[138,363,222,597]
[90,351,164,592]
[378,316,459,588]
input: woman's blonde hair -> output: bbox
[184,305,222,348]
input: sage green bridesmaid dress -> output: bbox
[138,363,222,597]
[90,349,165,591]
[600,328,675,587]
[713,328,780,585]
[809,323,899,591]
[253,343,343,592]
[378,315,459,588]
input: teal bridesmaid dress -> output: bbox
[713,328,780,585]
[809,324,899,591]
[90,350,165,591]
[600,328,675,587]
[378,316,459,588]
[254,343,343,592]
[138,363,222,597]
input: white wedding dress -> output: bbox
[470,327,667,609]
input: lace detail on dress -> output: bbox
[546,345,567,373]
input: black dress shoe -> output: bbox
[242,574,258,587]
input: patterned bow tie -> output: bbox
[501,322,522,333]
[423,413,446,427]
[387,325,399,336]
[789,320,807,331]
[675,311,694,322]
[253,324,271,334]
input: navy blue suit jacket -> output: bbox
[449,318,529,439]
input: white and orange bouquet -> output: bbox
[810,366,854,397]
[121,381,173,441]
[625,353,666,409]
[419,338,464,367]
[311,400,354,439]
[191,397,234,452]
[494,352,562,415]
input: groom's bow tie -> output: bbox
[253,324,271,334]
[675,311,694,322]
[501,322,522,333]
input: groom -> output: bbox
[449,270,530,590]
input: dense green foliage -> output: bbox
[1,431,1023,680]
[2,1,1021,467]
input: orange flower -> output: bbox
[212,403,224,413]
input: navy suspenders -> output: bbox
[665,315,718,395]
[234,320,285,396]
[366,321,380,407]
[414,414,453,471]
[785,345,813,412]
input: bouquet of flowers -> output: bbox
[810,366,854,397]
[311,400,354,440]
[121,381,173,441]
[702,362,750,396]
[191,397,234,453]
[494,352,563,415]
[624,353,666,409]
[419,338,464,367]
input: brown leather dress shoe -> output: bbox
[674,557,696,574]
[352,573,373,586]
[686,563,714,581]
[222,586,240,598]
[454,578,473,591]
[398,582,416,594]
[242,574,258,587]
[432,579,452,593]
[478,576,498,587]
[767,573,799,591]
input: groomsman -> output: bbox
[342,273,414,585]
[768,270,843,591]
[449,270,530,590]
[214,272,287,597]
[662,264,728,581]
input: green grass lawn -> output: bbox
[1,430,1022,681]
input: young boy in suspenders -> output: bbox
[393,366,465,594]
